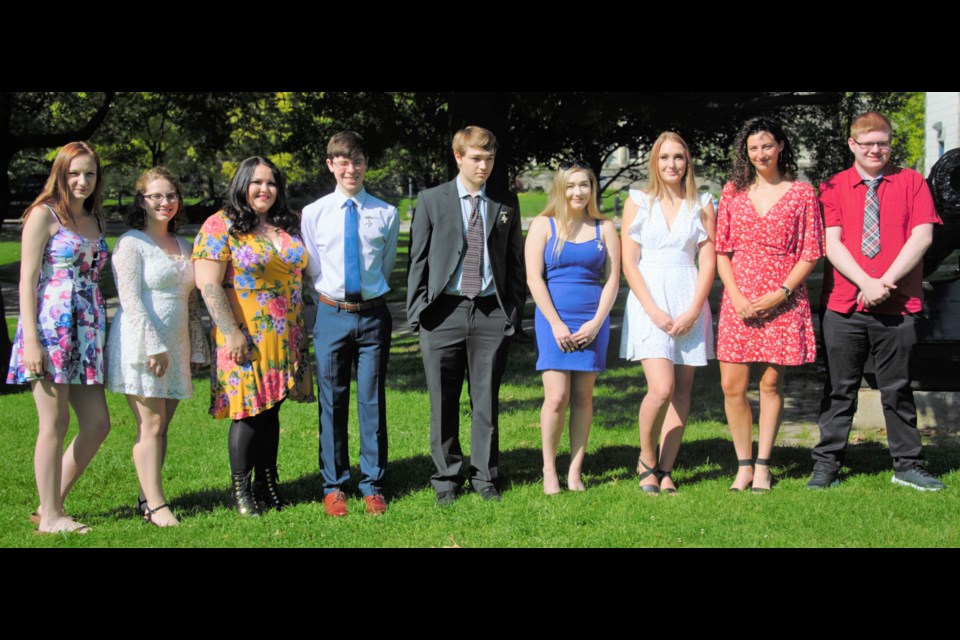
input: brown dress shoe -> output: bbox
[323,490,348,517]
[364,494,388,515]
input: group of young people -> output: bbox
[7,110,945,534]
[524,111,944,498]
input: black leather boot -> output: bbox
[254,466,285,511]
[232,471,261,517]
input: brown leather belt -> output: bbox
[317,293,386,313]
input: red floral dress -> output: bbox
[192,212,309,419]
[715,181,824,365]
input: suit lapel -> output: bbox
[485,195,501,240]
[443,179,464,240]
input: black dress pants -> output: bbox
[813,309,924,472]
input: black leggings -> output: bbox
[228,400,283,475]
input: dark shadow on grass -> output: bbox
[80,435,960,522]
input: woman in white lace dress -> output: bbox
[107,167,209,526]
[620,132,716,494]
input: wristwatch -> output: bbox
[779,285,792,299]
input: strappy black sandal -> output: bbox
[638,458,661,495]
[143,503,173,527]
[730,459,753,492]
[659,468,677,494]
[752,457,773,493]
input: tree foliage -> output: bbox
[2,91,927,217]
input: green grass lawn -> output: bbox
[2,325,958,548]
[2,225,959,548]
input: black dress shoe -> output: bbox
[478,486,502,502]
[436,490,459,507]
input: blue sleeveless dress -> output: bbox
[535,218,610,372]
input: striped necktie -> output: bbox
[461,195,483,299]
[861,178,881,258]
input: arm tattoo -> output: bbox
[202,282,238,336]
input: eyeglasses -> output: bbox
[559,160,591,171]
[851,140,891,151]
[142,193,179,203]
[330,159,366,170]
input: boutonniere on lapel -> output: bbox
[499,209,510,225]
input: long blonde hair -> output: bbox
[645,132,699,208]
[540,163,605,259]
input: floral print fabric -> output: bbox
[7,207,109,385]
[715,181,824,365]
[192,212,309,419]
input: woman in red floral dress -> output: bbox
[716,117,824,491]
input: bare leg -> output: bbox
[127,395,179,527]
[566,371,597,491]
[638,359,675,491]
[720,361,754,490]
[657,365,696,491]
[61,385,111,505]
[137,399,177,508]
[753,364,785,491]
[32,381,86,533]
[540,370,571,495]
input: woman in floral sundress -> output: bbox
[7,141,111,534]
[193,156,311,516]
[716,117,824,492]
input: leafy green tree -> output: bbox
[1,92,114,218]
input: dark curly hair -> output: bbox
[223,156,300,239]
[731,117,798,192]
[125,166,185,233]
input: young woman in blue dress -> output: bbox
[525,162,620,494]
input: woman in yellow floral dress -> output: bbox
[193,156,311,516]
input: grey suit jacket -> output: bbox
[406,178,526,335]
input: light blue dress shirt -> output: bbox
[300,187,400,301]
[445,176,496,296]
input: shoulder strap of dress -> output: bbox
[594,219,601,239]
[42,203,64,227]
[548,216,556,237]
[93,212,103,235]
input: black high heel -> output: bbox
[752,457,773,493]
[638,458,661,495]
[659,469,677,494]
[730,459,753,492]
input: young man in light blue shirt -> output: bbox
[300,131,399,515]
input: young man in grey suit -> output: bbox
[407,126,526,505]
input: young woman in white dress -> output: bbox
[107,167,209,526]
[620,132,716,494]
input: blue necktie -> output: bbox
[344,199,362,301]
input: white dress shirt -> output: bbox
[301,187,400,301]
[445,176,496,296]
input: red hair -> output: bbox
[24,141,103,227]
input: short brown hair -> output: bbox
[452,126,498,156]
[326,131,368,161]
[850,111,892,139]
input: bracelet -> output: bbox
[779,285,792,299]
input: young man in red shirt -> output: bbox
[809,111,946,491]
